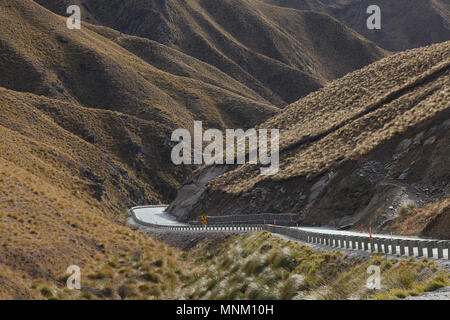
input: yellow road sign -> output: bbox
[201,215,207,225]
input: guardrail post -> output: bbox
[417,241,424,257]
[352,237,357,249]
[350,237,356,249]
[369,239,375,252]
[375,239,382,253]
[383,239,389,253]
[400,240,406,256]
[352,237,358,250]
[391,239,397,254]
[362,238,368,251]
[379,238,384,253]
[426,241,435,258]
[437,241,444,259]
[382,239,388,253]
[407,240,414,257]
[360,237,366,250]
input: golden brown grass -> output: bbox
[0,152,202,299]
[389,198,450,238]
[0,0,278,131]
[184,232,450,300]
[208,41,450,194]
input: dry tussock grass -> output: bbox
[185,232,449,300]
[208,41,450,194]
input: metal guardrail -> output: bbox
[263,225,450,260]
[129,207,449,260]
[129,207,263,232]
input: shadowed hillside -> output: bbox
[0,0,448,301]
[35,0,387,105]
[0,86,207,299]
[1,0,278,130]
[262,0,450,51]
[169,41,450,239]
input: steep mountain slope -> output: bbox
[1,0,277,130]
[262,0,450,51]
[0,0,271,300]
[35,0,387,105]
[0,87,205,299]
[168,41,450,239]
[0,87,185,206]
[0,0,448,301]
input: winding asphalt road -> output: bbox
[131,206,185,226]
[129,206,449,299]
[131,206,429,241]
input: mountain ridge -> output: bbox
[168,41,450,239]
[35,0,388,105]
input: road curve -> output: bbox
[128,206,449,261]
[131,205,185,226]
[130,206,429,241]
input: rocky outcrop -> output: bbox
[169,115,449,233]
[166,165,231,221]
[168,42,450,237]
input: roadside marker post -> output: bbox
[407,225,410,237]
[361,223,363,233]
[369,226,372,239]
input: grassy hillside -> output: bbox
[0,0,447,300]
[0,87,189,205]
[187,232,449,300]
[1,0,278,130]
[0,0,281,203]
[0,90,200,298]
[35,0,387,106]
[169,41,450,238]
